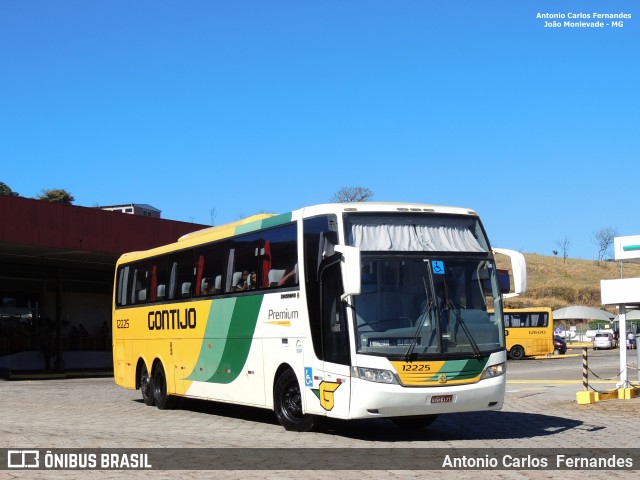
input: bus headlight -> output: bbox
[480,362,506,380]
[351,366,398,384]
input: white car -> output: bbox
[592,333,617,350]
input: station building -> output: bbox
[0,195,207,378]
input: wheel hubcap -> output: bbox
[283,384,302,419]
[141,373,151,396]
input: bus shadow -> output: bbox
[134,397,281,426]
[135,397,602,442]
[321,411,601,442]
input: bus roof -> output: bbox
[177,213,277,242]
[503,307,553,315]
[117,202,480,263]
[300,202,478,218]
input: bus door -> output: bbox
[316,261,351,418]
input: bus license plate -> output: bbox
[430,395,453,404]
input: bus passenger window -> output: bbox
[262,223,298,289]
[268,269,286,286]
[277,265,297,286]
[195,244,226,296]
[157,284,166,300]
[166,251,195,300]
[201,277,220,295]
[131,266,149,305]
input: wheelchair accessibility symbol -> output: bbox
[431,260,445,275]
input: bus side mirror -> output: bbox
[492,248,527,299]
[334,245,361,301]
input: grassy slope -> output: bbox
[496,254,640,314]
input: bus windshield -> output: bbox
[345,213,504,359]
[353,256,503,358]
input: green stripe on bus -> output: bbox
[261,212,293,229]
[234,213,293,235]
[185,295,263,384]
[426,358,487,383]
[623,245,640,251]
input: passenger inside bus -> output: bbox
[277,265,297,286]
[234,271,250,291]
[234,271,257,291]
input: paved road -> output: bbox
[1,347,639,479]
[508,345,640,384]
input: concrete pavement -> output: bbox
[1,376,639,479]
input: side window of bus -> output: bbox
[536,313,548,327]
[116,266,131,306]
[131,263,150,305]
[226,234,260,293]
[154,259,170,302]
[321,262,350,365]
[195,242,226,296]
[303,215,338,284]
[303,215,338,359]
[167,251,195,300]
[262,223,298,288]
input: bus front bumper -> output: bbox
[348,375,506,419]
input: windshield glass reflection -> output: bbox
[353,257,503,358]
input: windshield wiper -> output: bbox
[404,277,433,361]
[445,300,482,359]
[404,302,435,361]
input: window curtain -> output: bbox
[350,223,486,252]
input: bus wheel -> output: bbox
[139,363,155,406]
[274,370,315,432]
[391,415,439,429]
[509,345,525,360]
[152,363,176,410]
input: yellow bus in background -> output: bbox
[498,308,555,360]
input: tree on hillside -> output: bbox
[593,226,617,264]
[330,186,374,203]
[0,181,19,196]
[555,236,571,264]
[36,189,75,204]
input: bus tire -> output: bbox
[139,362,155,406]
[274,369,315,432]
[509,345,525,360]
[391,415,439,429]
[152,363,177,410]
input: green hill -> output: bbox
[497,253,640,314]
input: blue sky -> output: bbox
[1,1,637,260]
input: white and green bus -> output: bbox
[112,202,526,431]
